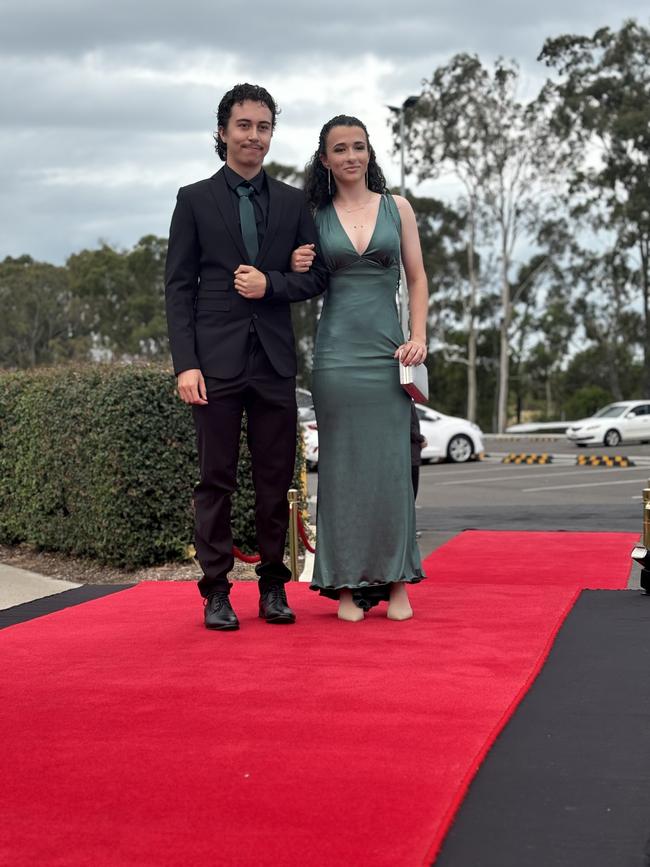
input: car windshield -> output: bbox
[592,404,628,419]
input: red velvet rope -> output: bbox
[297,513,316,554]
[231,513,315,562]
[231,546,261,564]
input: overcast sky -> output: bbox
[2,0,648,264]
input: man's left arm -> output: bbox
[265,199,327,303]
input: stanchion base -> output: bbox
[640,570,650,594]
[630,546,650,593]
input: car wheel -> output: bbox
[447,434,473,463]
[604,429,621,447]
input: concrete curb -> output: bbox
[0,563,81,611]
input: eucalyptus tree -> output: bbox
[522,285,576,419]
[0,256,86,368]
[419,193,483,421]
[265,161,305,187]
[399,53,566,430]
[514,218,579,419]
[403,193,480,410]
[571,244,642,401]
[66,236,168,361]
[539,20,650,392]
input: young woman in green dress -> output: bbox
[292,116,429,622]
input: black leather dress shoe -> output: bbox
[204,591,239,631]
[259,585,296,624]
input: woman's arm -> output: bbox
[393,195,428,365]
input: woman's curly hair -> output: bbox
[304,115,388,211]
[213,83,279,161]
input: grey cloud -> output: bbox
[2,0,649,263]
[0,53,222,132]
[1,127,216,263]
[3,0,647,62]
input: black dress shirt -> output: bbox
[222,164,273,300]
[222,164,269,252]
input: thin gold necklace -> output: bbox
[338,196,374,213]
[336,195,375,229]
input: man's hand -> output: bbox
[177,369,208,405]
[290,244,316,273]
[234,265,267,299]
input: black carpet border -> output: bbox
[0,584,136,629]
[433,589,650,867]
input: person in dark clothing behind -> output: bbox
[410,402,426,499]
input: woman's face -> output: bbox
[321,125,369,185]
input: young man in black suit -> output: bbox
[165,83,326,631]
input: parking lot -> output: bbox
[420,435,650,508]
[306,435,648,586]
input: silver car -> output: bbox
[566,400,650,447]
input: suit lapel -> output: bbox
[256,175,284,269]
[208,169,249,263]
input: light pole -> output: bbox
[387,95,419,337]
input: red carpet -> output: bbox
[422,530,637,589]
[1,578,580,866]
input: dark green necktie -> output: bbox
[236,183,259,263]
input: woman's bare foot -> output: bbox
[338,589,364,622]
[387,582,413,621]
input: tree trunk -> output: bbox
[640,236,650,395]
[466,200,478,422]
[497,237,511,433]
[605,339,623,401]
[467,328,477,422]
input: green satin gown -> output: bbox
[310,193,425,607]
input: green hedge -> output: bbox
[0,365,305,568]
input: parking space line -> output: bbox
[523,477,649,492]
[421,465,574,483]
[426,467,644,487]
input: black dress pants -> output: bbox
[192,333,296,598]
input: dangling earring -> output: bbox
[327,167,332,196]
[365,168,369,188]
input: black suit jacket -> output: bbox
[165,168,327,378]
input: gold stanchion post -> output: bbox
[630,480,650,594]
[288,488,300,581]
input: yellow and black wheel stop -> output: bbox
[502,453,553,465]
[575,455,635,467]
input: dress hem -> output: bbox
[310,572,425,608]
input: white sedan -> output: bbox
[565,400,650,447]
[301,403,484,470]
[415,404,485,463]
[300,408,319,470]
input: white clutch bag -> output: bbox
[399,361,429,403]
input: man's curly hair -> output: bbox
[214,83,279,161]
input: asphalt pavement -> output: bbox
[306,434,648,589]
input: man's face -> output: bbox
[219,100,273,174]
